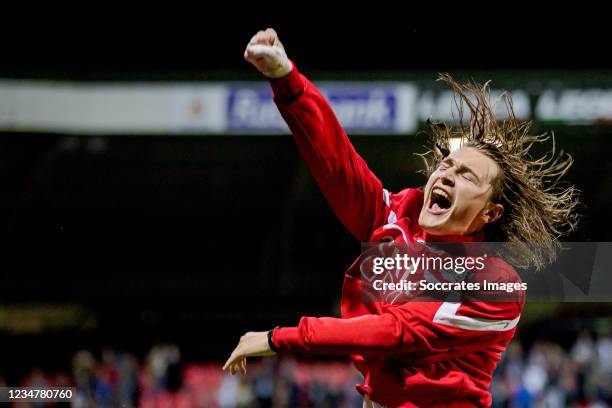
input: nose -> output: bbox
[440,172,455,187]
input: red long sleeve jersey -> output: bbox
[268,63,524,408]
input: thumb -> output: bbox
[245,44,278,60]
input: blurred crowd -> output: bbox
[4,331,612,407]
[491,331,612,408]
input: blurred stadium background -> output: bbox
[0,17,610,408]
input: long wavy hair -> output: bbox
[419,74,580,270]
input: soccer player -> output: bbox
[223,28,579,407]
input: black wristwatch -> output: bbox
[267,326,280,352]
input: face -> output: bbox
[418,146,504,236]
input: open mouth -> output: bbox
[428,187,453,214]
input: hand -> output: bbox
[222,331,276,375]
[243,28,292,79]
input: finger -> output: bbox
[248,30,265,46]
[240,357,247,375]
[264,28,277,45]
[232,360,244,376]
[246,44,276,60]
[223,352,238,371]
[248,30,272,47]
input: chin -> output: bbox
[418,213,452,235]
[422,225,456,236]
[419,210,461,236]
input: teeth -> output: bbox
[432,188,450,201]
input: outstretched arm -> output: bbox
[244,29,388,241]
[223,300,522,375]
[270,300,522,360]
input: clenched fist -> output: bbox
[244,28,292,79]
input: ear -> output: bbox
[483,203,504,224]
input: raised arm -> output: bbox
[244,28,387,241]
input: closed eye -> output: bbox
[462,173,476,183]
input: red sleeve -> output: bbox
[272,300,522,360]
[269,62,387,241]
[272,313,404,356]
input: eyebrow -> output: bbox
[442,158,481,183]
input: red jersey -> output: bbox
[269,63,524,408]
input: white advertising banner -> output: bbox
[0,81,227,134]
[0,80,608,135]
